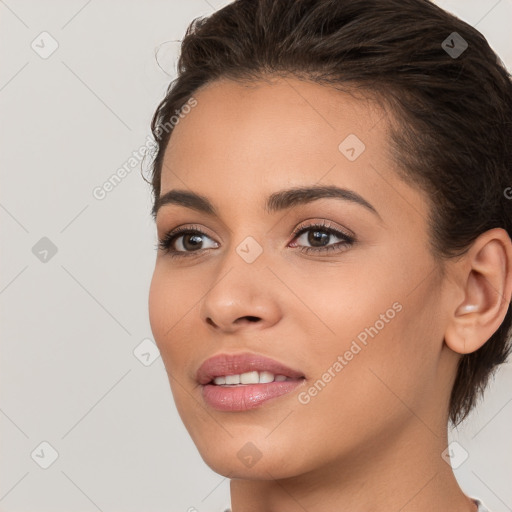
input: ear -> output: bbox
[444,228,512,355]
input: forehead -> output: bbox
[164,77,385,176]
[159,76,428,224]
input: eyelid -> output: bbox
[291,218,355,240]
[158,218,353,244]
[158,223,216,245]
[157,221,222,243]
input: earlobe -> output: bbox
[444,228,512,356]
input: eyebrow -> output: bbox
[153,185,381,220]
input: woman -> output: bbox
[146,0,512,510]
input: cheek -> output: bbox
[148,268,166,342]
[148,266,184,352]
[296,256,439,418]
[289,309,432,457]
[148,270,191,414]
[148,265,207,378]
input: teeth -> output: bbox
[225,374,240,385]
[212,371,291,385]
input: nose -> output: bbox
[200,266,283,334]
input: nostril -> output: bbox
[234,316,260,324]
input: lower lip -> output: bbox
[201,379,305,411]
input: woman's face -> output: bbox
[148,76,457,479]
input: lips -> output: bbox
[196,352,305,385]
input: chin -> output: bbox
[192,435,305,480]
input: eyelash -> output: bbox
[156,220,355,259]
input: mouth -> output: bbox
[196,352,306,386]
[206,371,304,386]
[196,352,306,412]
[201,376,306,412]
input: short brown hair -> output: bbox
[147,0,512,425]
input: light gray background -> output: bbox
[1,1,511,511]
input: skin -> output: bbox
[148,76,512,512]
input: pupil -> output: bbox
[184,234,203,251]
[309,230,329,247]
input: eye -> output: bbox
[156,224,218,258]
[289,220,355,255]
[156,220,355,259]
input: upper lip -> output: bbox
[196,352,305,385]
